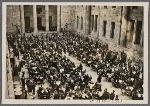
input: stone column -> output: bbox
[85,6,91,35]
[93,15,95,32]
[45,5,49,31]
[97,6,101,38]
[132,20,137,44]
[106,22,110,39]
[99,20,103,37]
[84,6,87,34]
[57,5,61,32]
[20,5,25,33]
[33,5,38,33]
[140,22,144,46]
[120,6,129,47]
[126,21,132,42]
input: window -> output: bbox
[104,6,107,8]
[25,17,30,32]
[112,6,116,8]
[110,22,115,38]
[49,16,52,27]
[95,15,98,32]
[91,15,94,30]
[135,21,142,44]
[77,16,79,29]
[103,21,107,36]
[81,17,83,30]
[132,6,138,9]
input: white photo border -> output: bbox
[2,2,149,104]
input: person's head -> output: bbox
[104,88,107,92]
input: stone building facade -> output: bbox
[75,6,143,59]
[6,5,143,58]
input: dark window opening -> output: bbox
[25,17,31,33]
[132,6,138,9]
[37,17,45,31]
[81,17,83,30]
[112,6,116,8]
[110,22,115,38]
[135,21,142,44]
[49,16,57,31]
[49,16,52,27]
[104,6,107,8]
[91,15,94,30]
[77,16,79,29]
[95,15,98,32]
[103,21,107,36]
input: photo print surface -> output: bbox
[2,2,149,104]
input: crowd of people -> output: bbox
[7,31,143,100]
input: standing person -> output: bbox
[12,23,20,34]
[21,77,25,87]
[10,48,15,66]
[24,89,28,99]
[64,23,68,32]
[97,74,102,83]
[102,88,110,100]
[110,90,115,100]
[115,95,119,100]
[32,81,36,94]
[79,63,83,73]
[22,71,25,78]
[16,48,20,59]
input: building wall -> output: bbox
[98,6,122,50]
[129,6,143,21]
[61,5,76,31]
[126,6,144,59]
[7,5,21,33]
[90,6,100,37]
[74,6,143,59]
[75,6,122,47]
[75,5,86,34]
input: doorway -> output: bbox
[110,22,115,38]
[25,17,30,33]
[37,17,42,30]
[103,21,107,36]
[91,15,94,31]
[135,21,142,44]
[95,15,98,32]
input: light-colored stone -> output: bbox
[45,5,49,31]
[33,5,38,33]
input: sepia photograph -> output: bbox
[2,2,149,104]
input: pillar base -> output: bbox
[120,39,127,48]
